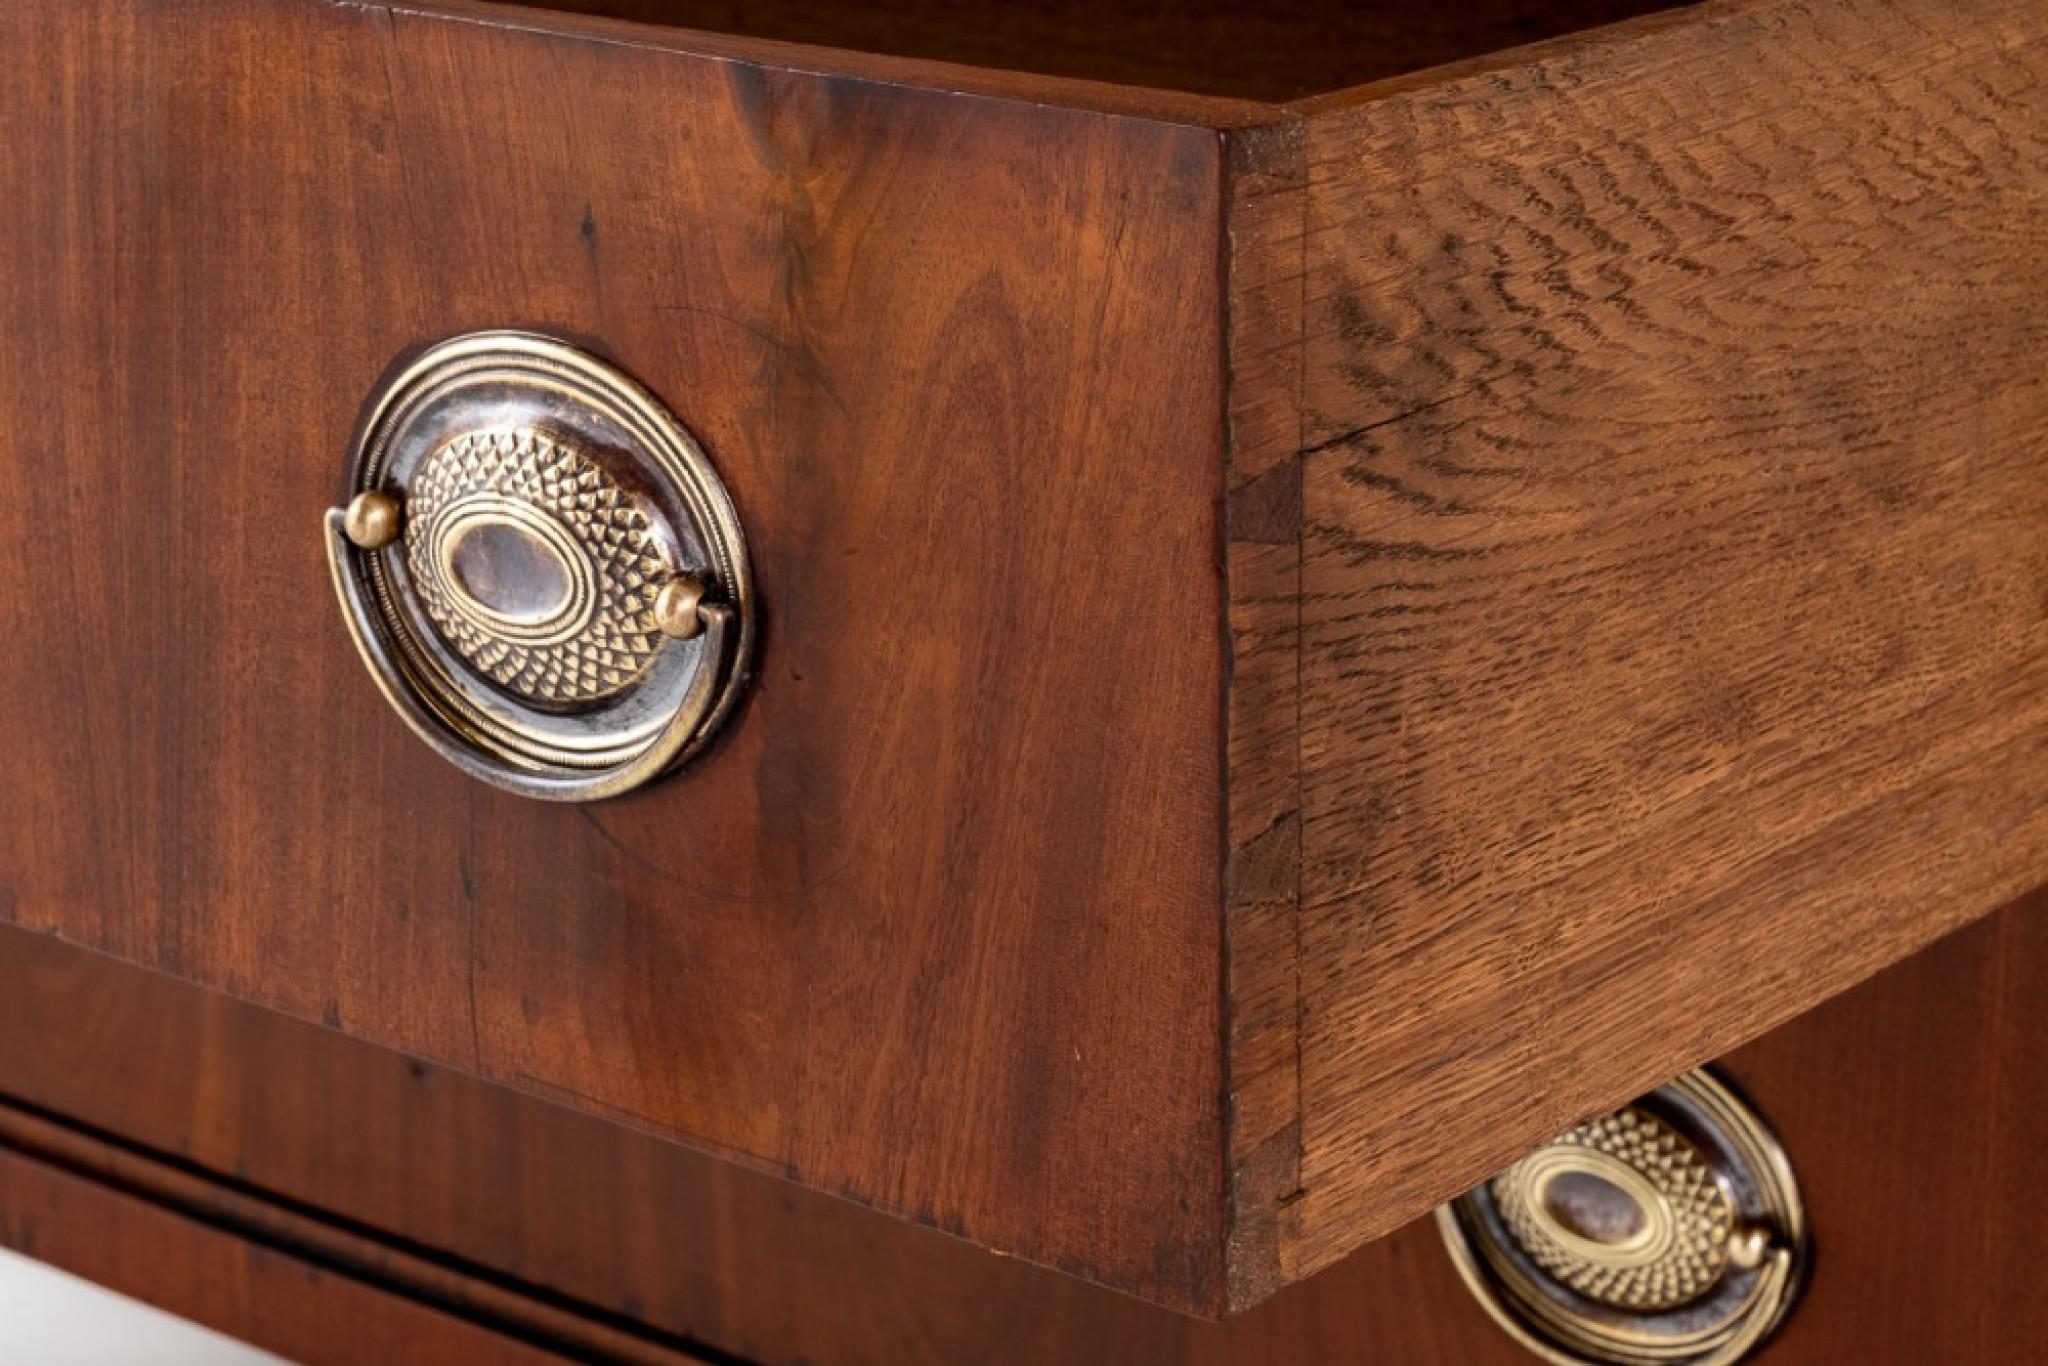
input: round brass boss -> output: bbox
[324,331,753,801]
[1435,1069,1805,1366]
[342,489,404,550]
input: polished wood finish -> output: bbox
[2,0,2042,1317]
[0,923,1492,1364]
[0,1146,573,1366]
[0,891,2041,1362]
[1222,0,2048,1301]
[0,1103,704,1365]
[1736,893,2048,1364]
[0,0,1226,1313]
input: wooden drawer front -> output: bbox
[0,0,1226,1313]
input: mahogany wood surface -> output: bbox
[2,0,2042,1318]
[0,1146,574,1366]
[0,891,2040,1363]
[0,1102,707,1365]
[1221,0,2048,1300]
[0,0,1228,1312]
[1736,892,2048,1365]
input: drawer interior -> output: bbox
[527,0,1697,101]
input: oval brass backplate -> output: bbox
[1435,1069,1805,1366]
[325,331,752,801]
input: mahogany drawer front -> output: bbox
[0,0,1233,1317]
[1,0,2043,1318]
[0,891,2041,1364]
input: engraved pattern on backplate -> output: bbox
[404,429,675,706]
[1493,1107,1734,1312]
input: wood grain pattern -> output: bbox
[4,0,2044,1318]
[0,1147,574,1366]
[0,0,1228,1311]
[0,921,1502,1365]
[1247,0,2048,1289]
[1220,118,1308,1310]
[1,892,2042,1362]
[0,1102,707,1365]
[1735,890,2048,1364]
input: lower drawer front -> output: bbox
[0,888,2041,1364]
[0,1144,567,1366]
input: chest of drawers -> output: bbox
[0,0,2041,1354]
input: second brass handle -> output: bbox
[1436,1069,1805,1366]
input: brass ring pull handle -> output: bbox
[1436,1069,1805,1366]
[325,332,753,801]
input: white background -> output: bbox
[0,1248,289,1366]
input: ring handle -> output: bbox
[1436,1069,1806,1366]
[324,332,753,801]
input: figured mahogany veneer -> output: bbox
[0,0,1230,1316]
[0,1145,574,1366]
[0,0,2041,1316]
[0,891,2040,1363]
